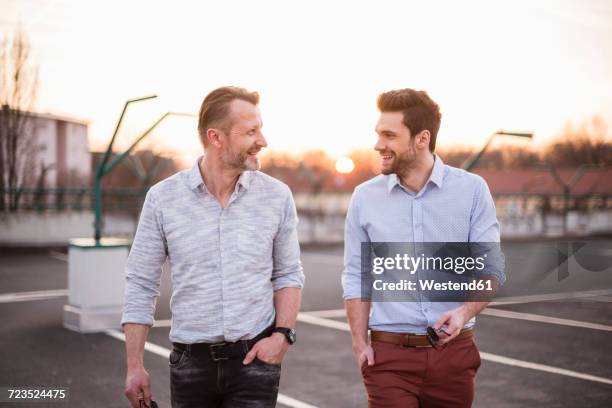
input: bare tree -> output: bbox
[0,28,39,212]
[438,145,474,168]
[543,116,612,167]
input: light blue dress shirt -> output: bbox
[342,155,504,334]
[121,158,304,343]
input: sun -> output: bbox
[335,157,354,174]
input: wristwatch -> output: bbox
[272,327,296,345]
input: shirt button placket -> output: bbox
[415,200,424,243]
[219,210,229,340]
[413,199,425,307]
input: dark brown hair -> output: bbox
[377,88,441,152]
[197,86,259,146]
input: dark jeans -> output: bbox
[169,344,281,408]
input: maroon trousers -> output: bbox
[361,336,481,408]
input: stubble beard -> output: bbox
[225,146,260,172]
[381,146,417,177]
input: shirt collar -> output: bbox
[386,154,445,193]
[236,171,252,191]
[187,156,253,192]
[386,173,401,193]
[429,154,445,188]
[187,157,205,190]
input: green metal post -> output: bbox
[93,105,195,242]
[94,95,157,242]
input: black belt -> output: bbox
[172,325,274,362]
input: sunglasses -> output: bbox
[426,326,450,349]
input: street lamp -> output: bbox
[93,95,157,242]
[93,95,195,242]
[461,130,533,171]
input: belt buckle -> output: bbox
[210,342,229,361]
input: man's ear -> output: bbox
[206,128,223,148]
[415,130,431,150]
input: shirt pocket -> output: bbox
[237,223,275,266]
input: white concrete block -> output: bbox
[63,238,129,333]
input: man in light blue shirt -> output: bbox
[343,88,504,408]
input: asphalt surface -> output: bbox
[0,241,611,407]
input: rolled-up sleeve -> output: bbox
[121,189,168,326]
[342,189,370,300]
[271,188,304,291]
[469,177,506,285]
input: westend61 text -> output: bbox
[373,279,494,292]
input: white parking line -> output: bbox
[479,352,612,385]
[106,328,172,358]
[489,289,612,306]
[0,289,68,303]
[297,313,350,331]
[49,251,68,262]
[305,306,612,332]
[296,313,612,386]
[584,295,612,303]
[105,330,319,408]
[304,290,612,315]
[276,394,318,408]
[480,308,612,332]
[153,319,171,327]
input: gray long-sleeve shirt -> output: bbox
[121,157,304,343]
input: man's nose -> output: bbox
[256,132,268,148]
[374,137,385,152]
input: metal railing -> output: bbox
[0,187,148,212]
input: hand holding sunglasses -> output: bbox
[426,326,451,349]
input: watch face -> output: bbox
[275,327,296,344]
[288,329,296,344]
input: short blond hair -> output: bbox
[197,86,259,146]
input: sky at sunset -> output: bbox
[2,0,612,165]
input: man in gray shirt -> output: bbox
[122,86,304,408]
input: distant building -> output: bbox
[22,111,90,187]
[473,167,612,237]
